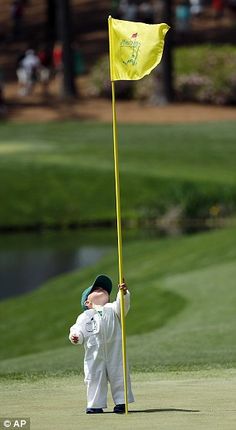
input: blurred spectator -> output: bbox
[212,0,225,18]
[190,0,203,15]
[11,0,24,40]
[52,41,64,95]
[16,51,26,95]
[73,43,86,76]
[0,67,7,117]
[176,0,191,31]
[138,1,155,23]
[52,41,63,75]
[16,49,40,96]
[38,46,52,95]
[118,0,138,21]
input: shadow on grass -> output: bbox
[129,408,200,413]
[104,408,200,414]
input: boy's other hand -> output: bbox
[71,334,79,343]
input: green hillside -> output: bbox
[0,226,235,378]
[0,121,235,228]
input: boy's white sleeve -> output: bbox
[110,290,130,318]
[69,315,84,345]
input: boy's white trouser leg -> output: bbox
[85,366,108,409]
[107,364,135,405]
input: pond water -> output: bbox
[0,228,158,301]
[0,229,117,301]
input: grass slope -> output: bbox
[0,227,235,377]
[0,121,236,227]
[1,371,236,430]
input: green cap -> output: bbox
[81,274,112,311]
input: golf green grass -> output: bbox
[1,370,236,430]
[0,226,235,377]
[0,121,235,228]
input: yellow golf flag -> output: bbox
[108,16,170,81]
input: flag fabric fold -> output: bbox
[108,16,170,81]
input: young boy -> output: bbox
[69,274,134,414]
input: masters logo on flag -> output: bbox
[108,16,170,81]
[120,33,141,66]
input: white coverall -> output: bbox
[69,291,134,409]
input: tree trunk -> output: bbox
[56,0,77,98]
[152,0,174,104]
[46,0,57,43]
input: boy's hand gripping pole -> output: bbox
[111,80,129,415]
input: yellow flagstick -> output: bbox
[109,15,128,415]
[109,15,169,415]
[111,79,128,415]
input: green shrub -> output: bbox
[175,44,236,104]
[87,55,133,99]
[87,45,236,104]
